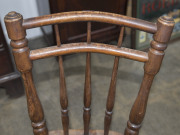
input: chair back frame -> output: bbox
[4,11,174,135]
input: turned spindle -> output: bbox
[104,27,124,135]
[83,22,92,135]
[54,24,69,135]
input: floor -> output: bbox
[0,35,180,135]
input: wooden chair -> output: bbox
[4,11,174,135]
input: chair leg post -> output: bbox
[124,16,174,135]
[5,11,48,135]
[124,73,155,135]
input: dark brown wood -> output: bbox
[124,16,175,135]
[29,43,148,62]
[54,24,61,46]
[23,11,157,34]
[0,21,24,97]
[54,24,69,135]
[104,27,124,135]
[4,10,174,135]
[4,11,48,135]
[22,72,48,135]
[0,22,13,76]
[0,72,24,97]
[87,22,91,44]
[131,0,137,49]
[83,22,91,135]
[49,0,127,43]
[117,27,125,48]
[68,26,119,43]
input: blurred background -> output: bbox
[0,0,180,135]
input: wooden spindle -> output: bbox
[5,12,48,135]
[87,22,91,44]
[104,27,124,135]
[54,24,69,135]
[23,71,48,135]
[117,27,124,47]
[54,24,61,46]
[83,22,91,135]
[124,16,174,135]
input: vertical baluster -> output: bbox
[124,16,174,135]
[54,24,69,135]
[5,12,48,135]
[83,22,91,135]
[87,22,91,44]
[104,27,124,135]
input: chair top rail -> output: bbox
[23,11,157,34]
[29,42,148,62]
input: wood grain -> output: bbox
[84,22,92,135]
[29,43,148,62]
[4,10,174,135]
[104,27,124,135]
[5,11,48,135]
[48,0,127,43]
[54,24,69,135]
[124,16,175,135]
[23,11,157,34]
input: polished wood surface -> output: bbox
[124,16,175,135]
[4,11,174,135]
[49,0,127,43]
[83,22,92,135]
[29,43,148,62]
[5,12,48,135]
[54,24,69,135]
[0,21,24,97]
[104,26,124,135]
[0,22,13,76]
[23,11,157,33]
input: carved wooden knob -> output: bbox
[4,11,22,21]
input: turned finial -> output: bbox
[154,15,175,43]
[150,15,175,52]
[4,11,22,21]
[4,11,26,40]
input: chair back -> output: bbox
[4,11,174,135]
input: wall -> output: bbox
[0,0,51,43]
